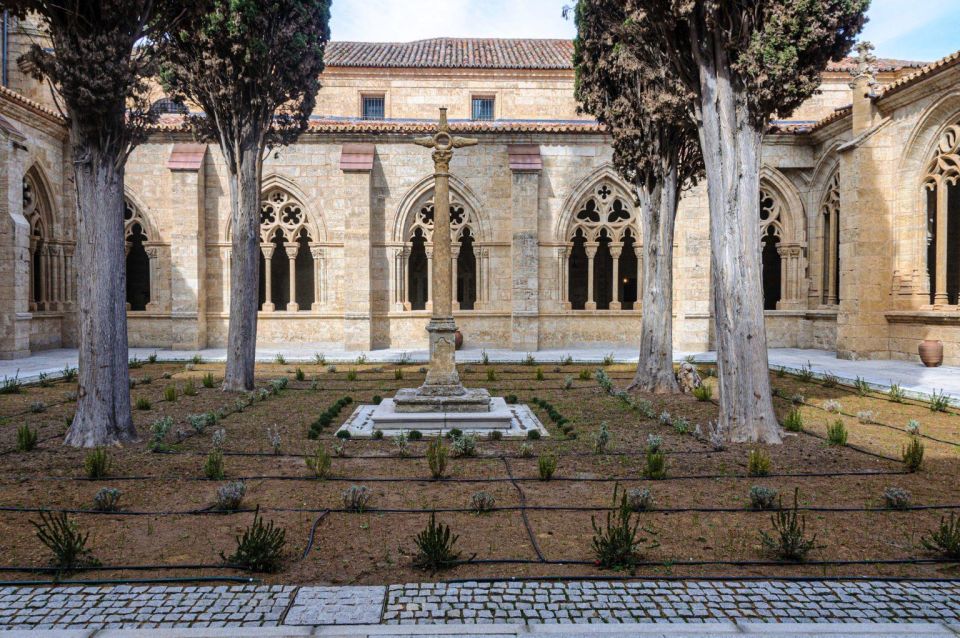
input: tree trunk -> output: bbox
[64,145,136,447]
[693,40,781,444]
[629,167,680,394]
[222,145,262,392]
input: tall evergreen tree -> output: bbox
[0,0,176,446]
[574,0,703,394]
[628,0,868,441]
[157,0,331,391]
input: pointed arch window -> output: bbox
[923,124,960,306]
[124,201,157,312]
[820,171,841,305]
[561,181,641,311]
[24,171,72,312]
[257,188,324,312]
[758,184,806,311]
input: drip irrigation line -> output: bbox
[0,576,260,587]
[440,574,960,584]
[502,456,545,563]
[0,563,246,574]
[300,510,330,559]
[452,558,959,568]
[794,428,902,464]
[18,468,912,484]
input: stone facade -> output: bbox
[3,28,960,364]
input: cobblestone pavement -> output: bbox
[1,580,960,631]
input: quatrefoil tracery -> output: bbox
[409,199,474,242]
[260,188,312,243]
[568,182,638,243]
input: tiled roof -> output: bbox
[325,38,574,70]
[878,49,960,100]
[0,85,64,124]
[824,57,926,73]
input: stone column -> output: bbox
[64,245,75,307]
[425,246,434,312]
[0,126,32,359]
[261,243,275,312]
[27,237,36,311]
[451,244,460,311]
[634,244,644,311]
[285,243,299,312]
[311,245,325,311]
[827,210,840,305]
[340,143,375,351]
[508,145,542,350]
[167,143,208,349]
[42,246,52,310]
[145,245,159,312]
[934,180,949,305]
[609,242,622,310]
[475,246,487,310]
[557,246,571,310]
[585,242,598,310]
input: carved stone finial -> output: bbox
[850,41,878,87]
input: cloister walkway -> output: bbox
[1,345,958,404]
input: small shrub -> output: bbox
[31,511,98,569]
[907,419,921,435]
[747,449,771,477]
[204,449,225,480]
[38,372,51,387]
[826,420,848,446]
[346,370,358,382]
[538,453,558,480]
[305,445,333,479]
[162,372,172,380]
[480,349,490,365]
[131,395,151,411]
[393,431,410,457]
[274,353,286,365]
[163,385,177,402]
[188,412,217,434]
[782,409,803,432]
[394,368,404,380]
[16,425,38,452]
[645,434,662,453]
[342,485,371,512]
[760,489,818,562]
[93,487,122,512]
[446,428,463,439]
[535,367,545,381]
[797,362,814,382]
[212,427,227,449]
[626,488,653,512]
[854,376,870,396]
[221,507,285,573]
[602,353,615,366]
[335,430,351,440]
[470,491,496,514]
[595,368,614,393]
[29,401,47,414]
[857,410,873,424]
[62,366,78,382]
[215,481,246,510]
[333,442,347,457]
[658,411,672,427]
[413,512,463,571]
[822,399,842,414]
[266,426,282,455]
[451,433,477,458]
[85,448,111,479]
[486,369,496,382]
[504,394,518,404]
[644,449,666,480]
[427,438,449,479]
[578,369,591,380]
[883,487,911,510]
[314,352,326,365]
[0,373,23,394]
[408,430,423,441]
[591,484,641,569]
[563,376,574,390]
[888,383,905,403]
[522,353,535,366]
[518,442,534,458]
[902,436,925,472]
[372,429,384,440]
[294,367,305,382]
[191,354,203,365]
[327,365,337,373]
[672,416,691,435]
[592,422,610,454]
[202,373,215,388]
[822,373,839,388]
[488,430,503,441]
[749,486,778,511]
[920,513,960,559]
[356,353,368,365]
[692,384,713,402]
[930,389,950,412]
[372,394,383,405]
[183,379,197,397]
[148,417,173,452]
[790,393,805,406]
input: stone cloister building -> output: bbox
[2,25,960,363]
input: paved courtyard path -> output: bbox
[1,580,960,635]
[2,345,958,404]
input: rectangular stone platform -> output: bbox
[392,387,492,413]
[338,398,547,439]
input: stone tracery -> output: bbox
[820,170,841,306]
[758,183,805,311]
[257,187,324,312]
[23,170,73,313]
[922,123,960,306]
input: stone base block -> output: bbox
[393,386,492,413]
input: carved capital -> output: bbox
[284,244,300,260]
[260,243,275,260]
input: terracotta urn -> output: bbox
[919,339,943,368]
[454,329,463,350]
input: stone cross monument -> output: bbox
[394,108,491,412]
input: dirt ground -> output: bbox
[1,360,958,584]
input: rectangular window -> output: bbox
[362,95,385,120]
[471,96,495,121]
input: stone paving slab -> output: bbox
[285,586,387,626]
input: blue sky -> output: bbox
[329,0,960,63]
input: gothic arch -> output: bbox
[224,175,327,243]
[391,174,489,243]
[23,165,63,311]
[759,167,807,310]
[123,188,160,242]
[554,164,638,243]
[818,165,842,305]
[759,166,805,245]
[123,195,158,312]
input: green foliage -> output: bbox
[826,420,848,446]
[749,486,778,511]
[413,512,462,571]
[592,421,610,454]
[930,389,951,412]
[822,373,839,388]
[902,436,925,473]
[595,369,613,393]
[578,369,592,381]
[163,385,177,402]
[854,376,870,396]
[644,449,666,480]
[182,380,197,396]
[148,353,158,364]
[31,510,99,570]
[523,353,535,366]
[797,363,814,383]
[135,396,152,411]
[747,449,771,477]
[61,366,77,383]
[342,485,371,512]
[760,489,818,562]
[202,373,216,388]
[149,417,174,452]
[602,353,614,366]
[274,354,286,365]
[295,367,305,381]
[128,356,142,369]
[408,430,423,441]
[888,383,905,403]
[93,487,122,512]
[470,491,496,514]
[527,429,541,441]
[920,513,960,559]
[538,453,558,480]
[215,481,246,511]
[395,368,404,380]
[221,507,286,573]
[346,370,358,382]
[535,367,545,381]
[335,430,351,440]
[427,438,448,480]
[692,384,713,402]
[626,488,653,512]
[782,409,803,432]
[314,352,326,365]
[486,369,496,382]
[191,354,203,364]
[883,487,911,510]
[16,425,38,452]
[451,433,477,458]
[591,485,641,569]
[204,449,225,480]
[504,394,518,404]
[84,448,111,479]
[0,373,22,395]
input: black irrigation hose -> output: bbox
[502,456,545,563]
[451,558,960,568]
[0,563,245,574]
[19,468,911,484]
[440,574,960,584]
[793,427,902,464]
[0,576,261,586]
[300,510,330,560]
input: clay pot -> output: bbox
[919,339,943,368]
[454,330,463,350]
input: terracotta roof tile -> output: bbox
[879,49,960,100]
[824,57,926,73]
[325,38,574,70]
[0,85,64,124]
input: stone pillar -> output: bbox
[425,246,434,312]
[609,242,622,310]
[310,245,325,311]
[634,244,644,311]
[557,247,571,310]
[451,244,460,311]
[0,123,31,359]
[827,210,839,305]
[64,245,75,307]
[285,243,299,312]
[340,143,375,351]
[934,180,949,305]
[167,143,208,350]
[585,242,598,311]
[508,145,542,350]
[261,243,275,312]
[145,245,159,312]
